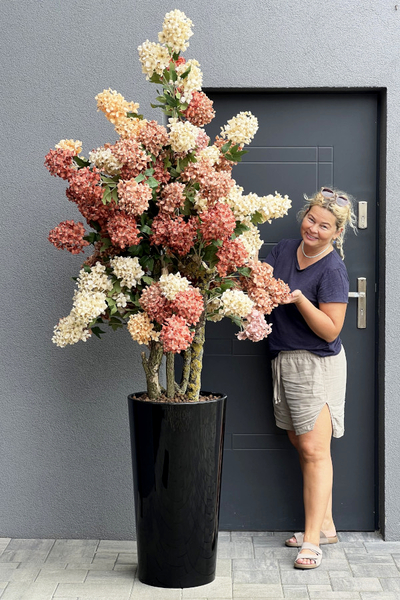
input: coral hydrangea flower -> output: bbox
[158,182,186,213]
[171,288,204,325]
[107,211,142,249]
[44,148,76,180]
[183,91,215,127]
[48,220,89,255]
[112,138,149,178]
[199,203,236,243]
[216,238,249,277]
[117,179,152,216]
[160,315,195,353]
[150,213,197,256]
[137,120,169,157]
[139,283,172,324]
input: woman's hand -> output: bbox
[280,289,304,305]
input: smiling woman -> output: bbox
[265,187,357,570]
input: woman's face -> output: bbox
[300,205,339,250]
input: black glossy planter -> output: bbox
[128,392,227,589]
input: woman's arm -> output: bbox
[281,290,347,343]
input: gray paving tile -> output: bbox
[97,540,136,553]
[129,581,182,599]
[46,540,98,564]
[85,569,135,583]
[346,553,395,565]
[360,594,399,600]
[330,575,382,591]
[0,542,11,558]
[338,532,382,542]
[280,569,331,585]
[350,564,400,577]
[282,584,309,598]
[232,583,283,597]
[35,568,88,583]
[55,582,133,599]
[215,559,232,578]
[364,542,400,553]
[217,540,254,559]
[182,576,232,598]
[380,577,400,591]
[0,540,55,564]
[233,569,280,584]
[1,581,58,600]
[308,592,361,599]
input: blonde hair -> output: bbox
[297,188,357,259]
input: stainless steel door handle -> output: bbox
[348,277,366,328]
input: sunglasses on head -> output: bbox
[321,187,349,207]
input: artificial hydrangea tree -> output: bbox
[45,9,292,402]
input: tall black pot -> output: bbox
[128,392,227,589]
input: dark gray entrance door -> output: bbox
[202,92,378,531]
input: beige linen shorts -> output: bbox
[271,347,347,438]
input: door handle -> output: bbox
[348,277,366,328]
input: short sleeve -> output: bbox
[318,267,349,304]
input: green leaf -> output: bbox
[144,168,155,176]
[230,315,243,327]
[237,267,251,277]
[127,112,144,119]
[149,73,162,84]
[140,224,152,235]
[219,279,236,291]
[83,265,92,273]
[251,211,265,225]
[179,65,192,80]
[135,174,145,183]
[150,103,166,110]
[233,223,250,237]
[83,232,99,244]
[91,326,106,338]
[182,197,193,216]
[147,176,159,189]
[221,141,232,153]
[142,275,154,285]
[169,62,177,82]
[100,237,112,252]
[128,244,142,256]
[73,156,90,168]
[101,176,117,184]
[164,93,179,107]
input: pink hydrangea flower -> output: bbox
[48,220,90,254]
[112,138,149,178]
[160,315,195,353]
[137,120,169,157]
[237,309,272,342]
[158,182,186,213]
[150,213,197,256]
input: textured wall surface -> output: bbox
[1,0,399,539]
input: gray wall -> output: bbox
[1,0,399,539]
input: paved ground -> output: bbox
[1,532,400,599]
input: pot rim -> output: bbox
[128,391,227,406]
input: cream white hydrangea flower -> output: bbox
[89,147,122,176]
[224,185,259,220]
[72,290,108,322]
[110,256,144,289]
[127,313,160,345]
[113,292,131,309]
[176,59,203,103]
[77,263,113,293]
[55,139,82,155]
[158,9,193,53]
[52,314,91,347]
[193,190,208,212]
[220,111,259,146]
[237,222,263,259]
[221,289,254,318]
[138,40,171,79]
[168,118,199,153]
[159,272,190,300]
[258,192,292,223]
[197,145,220,166]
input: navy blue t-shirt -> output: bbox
[265,239,349,358]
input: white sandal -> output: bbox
[294,542,323,569]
